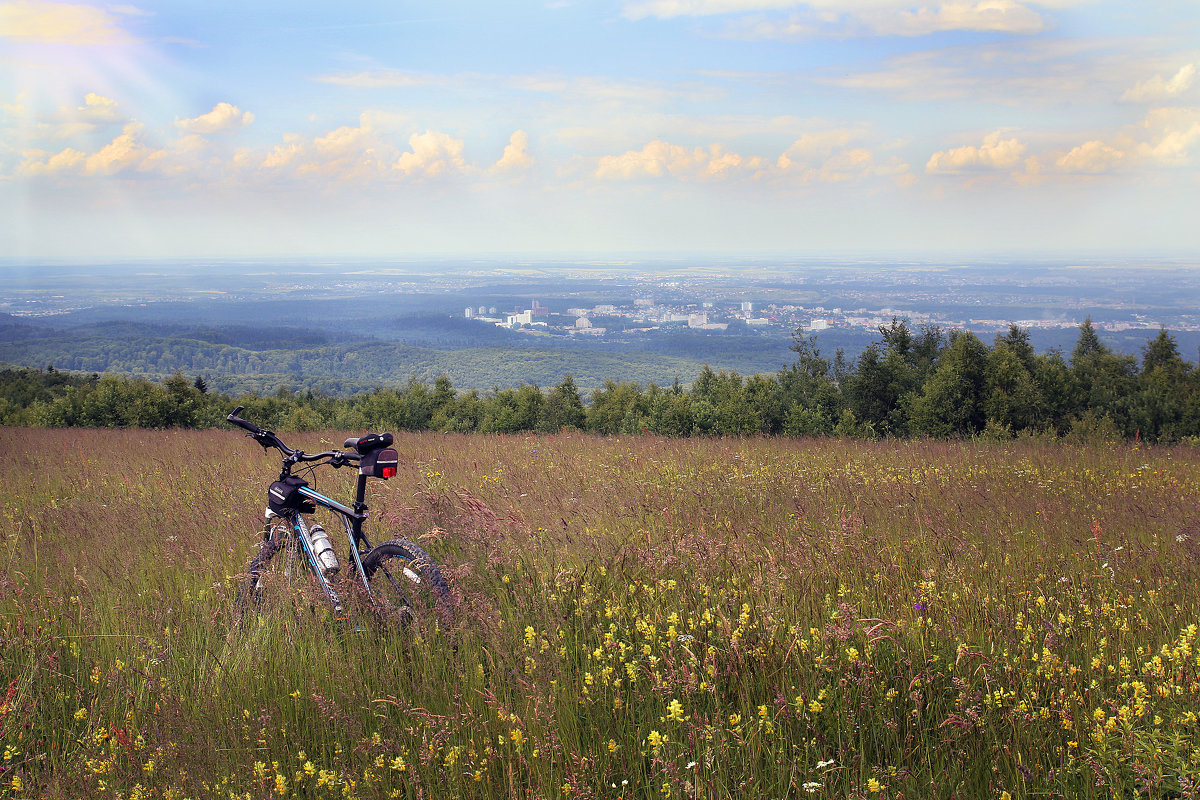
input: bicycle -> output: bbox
[226,406,452,630]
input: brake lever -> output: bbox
[247,431,273,450]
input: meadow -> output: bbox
[1,426,1198,799]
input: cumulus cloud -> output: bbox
[1055,140,1125,173]
[84,121,152,175]
[175,103,254,135]
[926,131,1027,174]
[19,146,86,176]
[393,130,471,178]
[776,130,913,184]
[20,121,153,177]
[595,140,765,180]
[1135,107,1200,165]
[0,0,137,45]
[1120,64,1196,104]
[76,93,123,122]
[492,130,534,173]
[252,118,478,184]
[592,132,910,186]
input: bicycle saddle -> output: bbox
[344,433,394,454]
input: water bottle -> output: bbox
[308,523,340,575]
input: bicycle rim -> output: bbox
[360,539,451,631]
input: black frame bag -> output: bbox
[268,474,314,514]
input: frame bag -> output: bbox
[268,474,313,514]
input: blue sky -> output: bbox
[1,0,1197,260]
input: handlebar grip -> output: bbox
[226,405,263,434]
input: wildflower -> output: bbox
[817,759,835,769]
[867,777,885,793]
[666,699,686,723]
[389,756,406,772]
[686,761,698,770]
[808,700,823,714]
[803,782,822,793]
[510,729,524,747]
[74,707,88,721]
[607,740,618,753]
[646,730,665,754]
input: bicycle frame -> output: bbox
[285,482,377,612]
[227,405,402,616]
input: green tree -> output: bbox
[909,330,989,437]
[984,326,1046,434]
[543,375,586,431]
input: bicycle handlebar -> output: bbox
[226,406,361,466]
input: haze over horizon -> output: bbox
[2,1,1198,262]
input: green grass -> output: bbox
[2,427,1199,798]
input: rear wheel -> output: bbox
[360,539,452,630]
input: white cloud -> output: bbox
[595,140,765,180]
[860,0,1046,36]
[0,0,137,45]
[1121,64,1196,104]
[819,38,1133,104]
[1135,107,1200,165]
[251,119,478,184]
[492,130,534,173]
[175,102,254,135]
[1056,140,1125,173]
[83,121,152,175]
[592,132,910,186]
[19,146,85,175]
[393,130,471,178]
[77,93,123,122]
[626,0,1048,35]
[926,131,1027,173]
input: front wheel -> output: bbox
[360,539,452,630]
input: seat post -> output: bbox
[354,473,369,514]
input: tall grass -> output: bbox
[1,427,1198,798]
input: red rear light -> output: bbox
[382,467,397,478]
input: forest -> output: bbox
[2,319,1198,443]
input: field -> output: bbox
[1,427,1199,799]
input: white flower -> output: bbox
[803,781,822,793]
[816,759,835,768]
[686,761,698,769]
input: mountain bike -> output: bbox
[226,406,451,629]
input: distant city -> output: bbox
[468,293,1189,339]
[2,257,1199,394]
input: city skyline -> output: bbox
[2,0,1198,262]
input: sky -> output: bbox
[1,0,1198,261]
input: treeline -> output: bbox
[2,319,1198,442]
